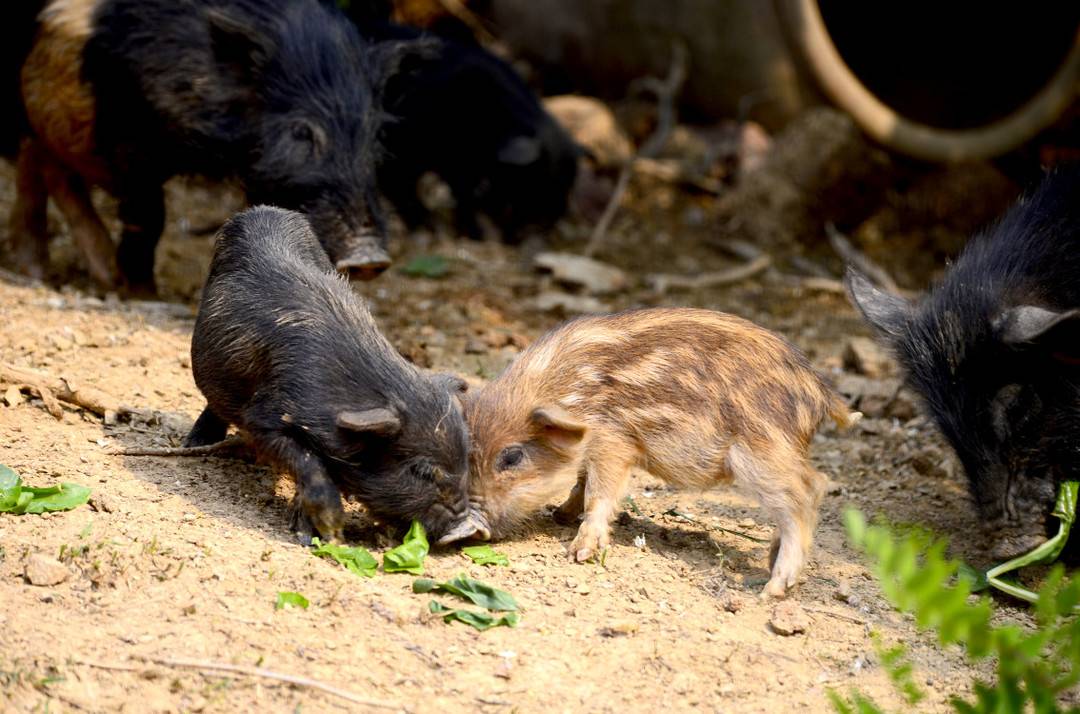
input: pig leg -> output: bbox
[552,470,587,525]
[40,161,119,288]
[116,183,165,293]
[183,407,229,447]
[728,444,826,598]
[568,438,637,562]
[7,138,50,279]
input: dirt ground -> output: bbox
[0,158,1046,713]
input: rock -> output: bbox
[25,554,70,587]
[544,95,632,168]
[534,252,629,295]
[3,386,23,407]
[598,620,639,637]
[717,590,746,613]
[464,337,487,355]
[769,601,809,636]
[843,337,892,378]
[533,291,609,315]
[907,446,954,480]
[884,388,919,421]
[834,374,902,418]
[89,494,116,513]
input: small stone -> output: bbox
[598,620,639,637]
[533,291,610,315]
[769,601,810,636]
[464,337,487,355]
[737,517,756,528]
[3,386,23,407]
[534,252,629,295]
[103,409,118,426]
[494,659,513,680]
[89,495,115,513]
[908,446,953,480]
[544,95,633,167]
[843,337,893,378]
[25,554,70,587]
[717,591,745,613]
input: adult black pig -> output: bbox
[350,17,580,240]
[846,168,1080,557]
[9,0,400,291]
[188,206,477,545]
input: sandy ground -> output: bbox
[0,161,1045,713]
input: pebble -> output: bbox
[25,554,70,587]
[843,337,892,377]
[534,252,629,295]
[3,386,23,407]
[598,620,639,637]
[769,601,810,636]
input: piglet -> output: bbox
[459,307,858,597]
[846,167,1080,558]
[187,206,475,544]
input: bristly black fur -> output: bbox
[80,0,398,284]
[345,15,581,240]
[847,167,1080,534]
[188,206,471,541]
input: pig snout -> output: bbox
[334,233,391,281]
[436,511,492,545]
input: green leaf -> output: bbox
[275,591,309,610]
[957,562,989,592]
[0,467,90,515]
[0,465,22,510]
[21,483,91,514]
[401,255,449,279]
[984,481,1079,604]
[412,573,517,611]
[311,538,378,578]
[383,520,429,574]
[461,544,509,567]
[428,601,519,631]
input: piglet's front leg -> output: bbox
[568,438,635,562]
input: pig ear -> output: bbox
[336,408,402,436]
[207,9,274,78]
[530,406,586,450]
[997,306,1080,346]
[498,136,542,166]
[844,268,911,339]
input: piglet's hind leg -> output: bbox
[727,444,825,598]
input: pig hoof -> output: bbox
[335,250,391,281]
[569,525,608,563]
[760,578,790,600]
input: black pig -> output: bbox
[10,0,403,291]
[188,206,476,544]
[349,18,580,240]
[846,168,1080,555]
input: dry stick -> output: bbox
[826,222,911,297]
[110,435,248,458]
[646,254,772,295]
[0,363,128,418]
[131,655,402,711]
[584,41,689,257]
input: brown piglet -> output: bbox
[458,307,859,598]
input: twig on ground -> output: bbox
[826,222,909,297]
[585,41,689,257]
[110,435,249,458]
[646,254,772,294]
[0,363,134,420]
[131,655,402,711]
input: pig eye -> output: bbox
[291,123,314,143]
[496,446,525,472]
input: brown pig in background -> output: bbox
[458,307,859,597]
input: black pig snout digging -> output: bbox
[846,168,1080,558]
[187,206,477,544]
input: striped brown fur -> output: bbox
[464,307,858,598]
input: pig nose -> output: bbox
[436,515,490,545]
[334,236,391,280]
